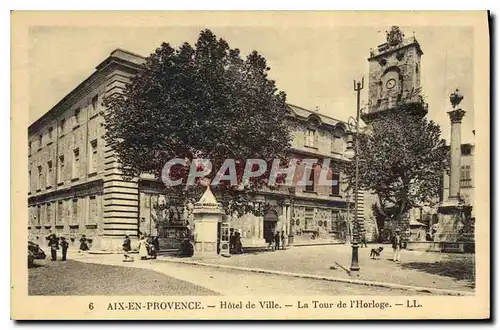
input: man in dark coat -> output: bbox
[60,237,69,261]
[391,229,403,262]
[149,236,158,259]
[152,236,160,256]
[229,229,235,254]
[266,233,274,251]
[234,231,242,254]
[360,232,368,248]
[274,231,281,251]
[46,233,59,261]
[122,234,132,261]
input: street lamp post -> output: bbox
[346,77,364,274]
[288,186,296,245]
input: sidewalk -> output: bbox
[160,244,475,293]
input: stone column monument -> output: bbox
[192,185,224,258]
[436,89,466,242]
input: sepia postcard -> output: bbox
[11,11,490,320]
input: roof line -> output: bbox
[29,48,144,132]
[113,48,146,59]
[287,103,348,125]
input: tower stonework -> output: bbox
[362,26,426,123]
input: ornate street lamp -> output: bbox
[344,77,364,274]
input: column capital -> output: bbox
[447,108,466,123]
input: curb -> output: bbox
[290,242,344,247]
[158,257,474,296]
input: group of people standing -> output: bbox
[45,233,90,261]
[229,229,243,254]
[266,231,286,251]
[123,234,160,261]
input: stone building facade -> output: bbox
[442,143,475,212]
[28,49,144,250]
[28,48,368,251]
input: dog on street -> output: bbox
[370,247,384,259]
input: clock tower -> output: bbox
[361,26,427,123]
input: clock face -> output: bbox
[386,79,396,90]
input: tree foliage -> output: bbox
[103,29,292,215]
[343,107,449,228]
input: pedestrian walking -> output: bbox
[138,236,148,260]
[229,229,235,254]
[151,236,159,258]
[46,233,59,261]
[266,233,274,251]
[122,235,132,262]
[60,237,69,261]
[79,235,89,252]
[274,231,281,251]
[234,231,243,254]
[392,229,403,262]
[149,236,158,259]
[360,232,368,248]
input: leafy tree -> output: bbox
[343,106,449,231]
[103,29,292,216]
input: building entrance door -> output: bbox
[263,210,278,243]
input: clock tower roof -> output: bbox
[363,26,427,123]
[368,26,423,61]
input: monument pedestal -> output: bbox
[193,214,221,259]
[435,197,464,242]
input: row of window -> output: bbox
[29,139,99,192]
[303,165,341,195]
[29,195,100,227]
[291,208,347,231]
[29,95,100,154]
[304,128,345,153]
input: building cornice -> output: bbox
[29,49,146,135]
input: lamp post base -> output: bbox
[350,243,360,273]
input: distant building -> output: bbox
[28,49,368,250]
[443,143,475,213]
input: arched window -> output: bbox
[331,126,345,154]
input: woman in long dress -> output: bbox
[138,236,148,260]
[79,235,89,252]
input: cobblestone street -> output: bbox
[66,252,432,296]
[29,259,218,296]
[178,244,475,292]
[28,244,474,296]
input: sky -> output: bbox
[28,25,475,143]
